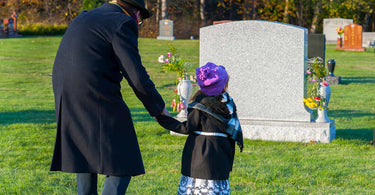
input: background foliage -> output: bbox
[1,0,375,38]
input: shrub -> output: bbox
[18,23,68,36]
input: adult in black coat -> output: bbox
[50,0,168,194]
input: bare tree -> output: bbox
[283,0,289,23]
[161,0,168,19]
[200,0,206,26]
[310,1,322,33]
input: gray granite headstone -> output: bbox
[362,32,375,47]
[199,21,335,143]
[157,19,176,40]
[0,19,5,38]
[308,34,325,64]
[8,18,15,37]
[323,18,353,44]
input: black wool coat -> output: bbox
[50,3,165,176]
[157,94,236,180]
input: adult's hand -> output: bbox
[154,107,170,122]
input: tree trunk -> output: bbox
[251,0,258,20]
[200,0,206,26]
[243,0,250,20]
[156,0,160,23]
[310,1,322,33]
[296,1,303,27]
[283,0,289,23]
[161,0,168,20]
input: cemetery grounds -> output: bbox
[0,36,374,194]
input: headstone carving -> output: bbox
[157,19,176,40]
[199,21,335,143]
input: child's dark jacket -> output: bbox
[157,94,236,180]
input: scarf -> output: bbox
[189,92,244,152]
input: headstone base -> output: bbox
[170,117,336,143]
[157,36,176,40]
[325,75,341,85]
[241,119,335,143]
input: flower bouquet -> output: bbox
[303,57,330,111]
[336,27,344,38]
[158,44,193,112]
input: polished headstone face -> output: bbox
[343,23,363,49]
[323,18,353,44]
[308,34,326,64]
[200,20,311,122]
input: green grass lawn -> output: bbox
[0,36,374,194]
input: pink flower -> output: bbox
[164,59,169,63]
[167,52,171,57]
[170,99,176,108]
[323,80,329,86]
[179,102,185,109]
[312,79,316,82]
[306,70,311,75]
[177,103,181,112]
[178,77,181,81]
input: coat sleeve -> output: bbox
[156,109,202,134]
[112,20,165,116]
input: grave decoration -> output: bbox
[158,44,193,117]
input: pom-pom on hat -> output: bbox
[196,62,229,96]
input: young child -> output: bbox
[157,62,243,195]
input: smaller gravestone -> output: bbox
[3,18,9,36]
[0,19,5,38]
[323,18,353,44]
[308,34,326,64]
[157,19,176,40]
[8,18,15,37]
[362,32,375,47]
[342,24,365,51]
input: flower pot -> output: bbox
[176,78,193,118]
[319,82,331,107]
[327,59,336,76]
[337,37,343,48]
[315,109,330,123]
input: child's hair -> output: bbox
[191,76,229,102]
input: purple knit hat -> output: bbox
[196,62,229,96]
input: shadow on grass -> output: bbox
[329,109,374,118]
[0,110,55,125]
[0,108,168,125]
[335,129,373,141]
[340,76,375,84]
[328,109,374,141]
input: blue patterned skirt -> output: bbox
[177,175,230,195]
